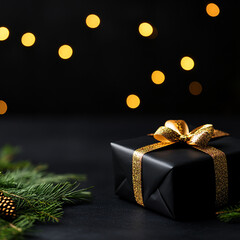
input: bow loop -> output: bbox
[165,120,189,135]
[188,124,214,147]
[153,126,180,143]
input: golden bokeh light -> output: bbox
[138,22,153,37]
[189,81,202,95]
[58,45,73,59]
[151,70,165,84]
[0,100,7,114]
[206,3,220,17]
[126,94,140,109]
[21,32,36,47]
[86,14,101,28]
[180,56,195,71]
[0,27,10,41]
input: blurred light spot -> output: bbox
[180,56,195,71]
[0,27,10,41]
[0,100,7,114]
[86,14,100,28]
[138,22,153,37]
[151,70,165,84]
[58,45,73,59]
[21,32,36,47]
[206,3,220,17]
[126,94,140,109]
[189,81,202,95]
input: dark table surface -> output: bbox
[1,114,240,240]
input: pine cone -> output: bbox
[0,191,16,219]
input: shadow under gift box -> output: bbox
[111,136,240,220]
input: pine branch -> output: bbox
[0,145,92,239]
[217,204,240,222]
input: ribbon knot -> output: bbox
[179,135,189,142]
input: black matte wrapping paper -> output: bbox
[111,136,240,220]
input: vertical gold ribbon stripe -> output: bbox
[194,145,228,206]
[132,142,174,206]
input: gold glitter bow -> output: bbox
[132,120,229,208]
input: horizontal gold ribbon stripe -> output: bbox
[213,129,229,139]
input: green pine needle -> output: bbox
[0,144,92,239]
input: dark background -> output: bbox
[1,2,240,239]
[0,0,238,115]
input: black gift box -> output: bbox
[111,135,240,219]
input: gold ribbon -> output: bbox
[132,120,229,208]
